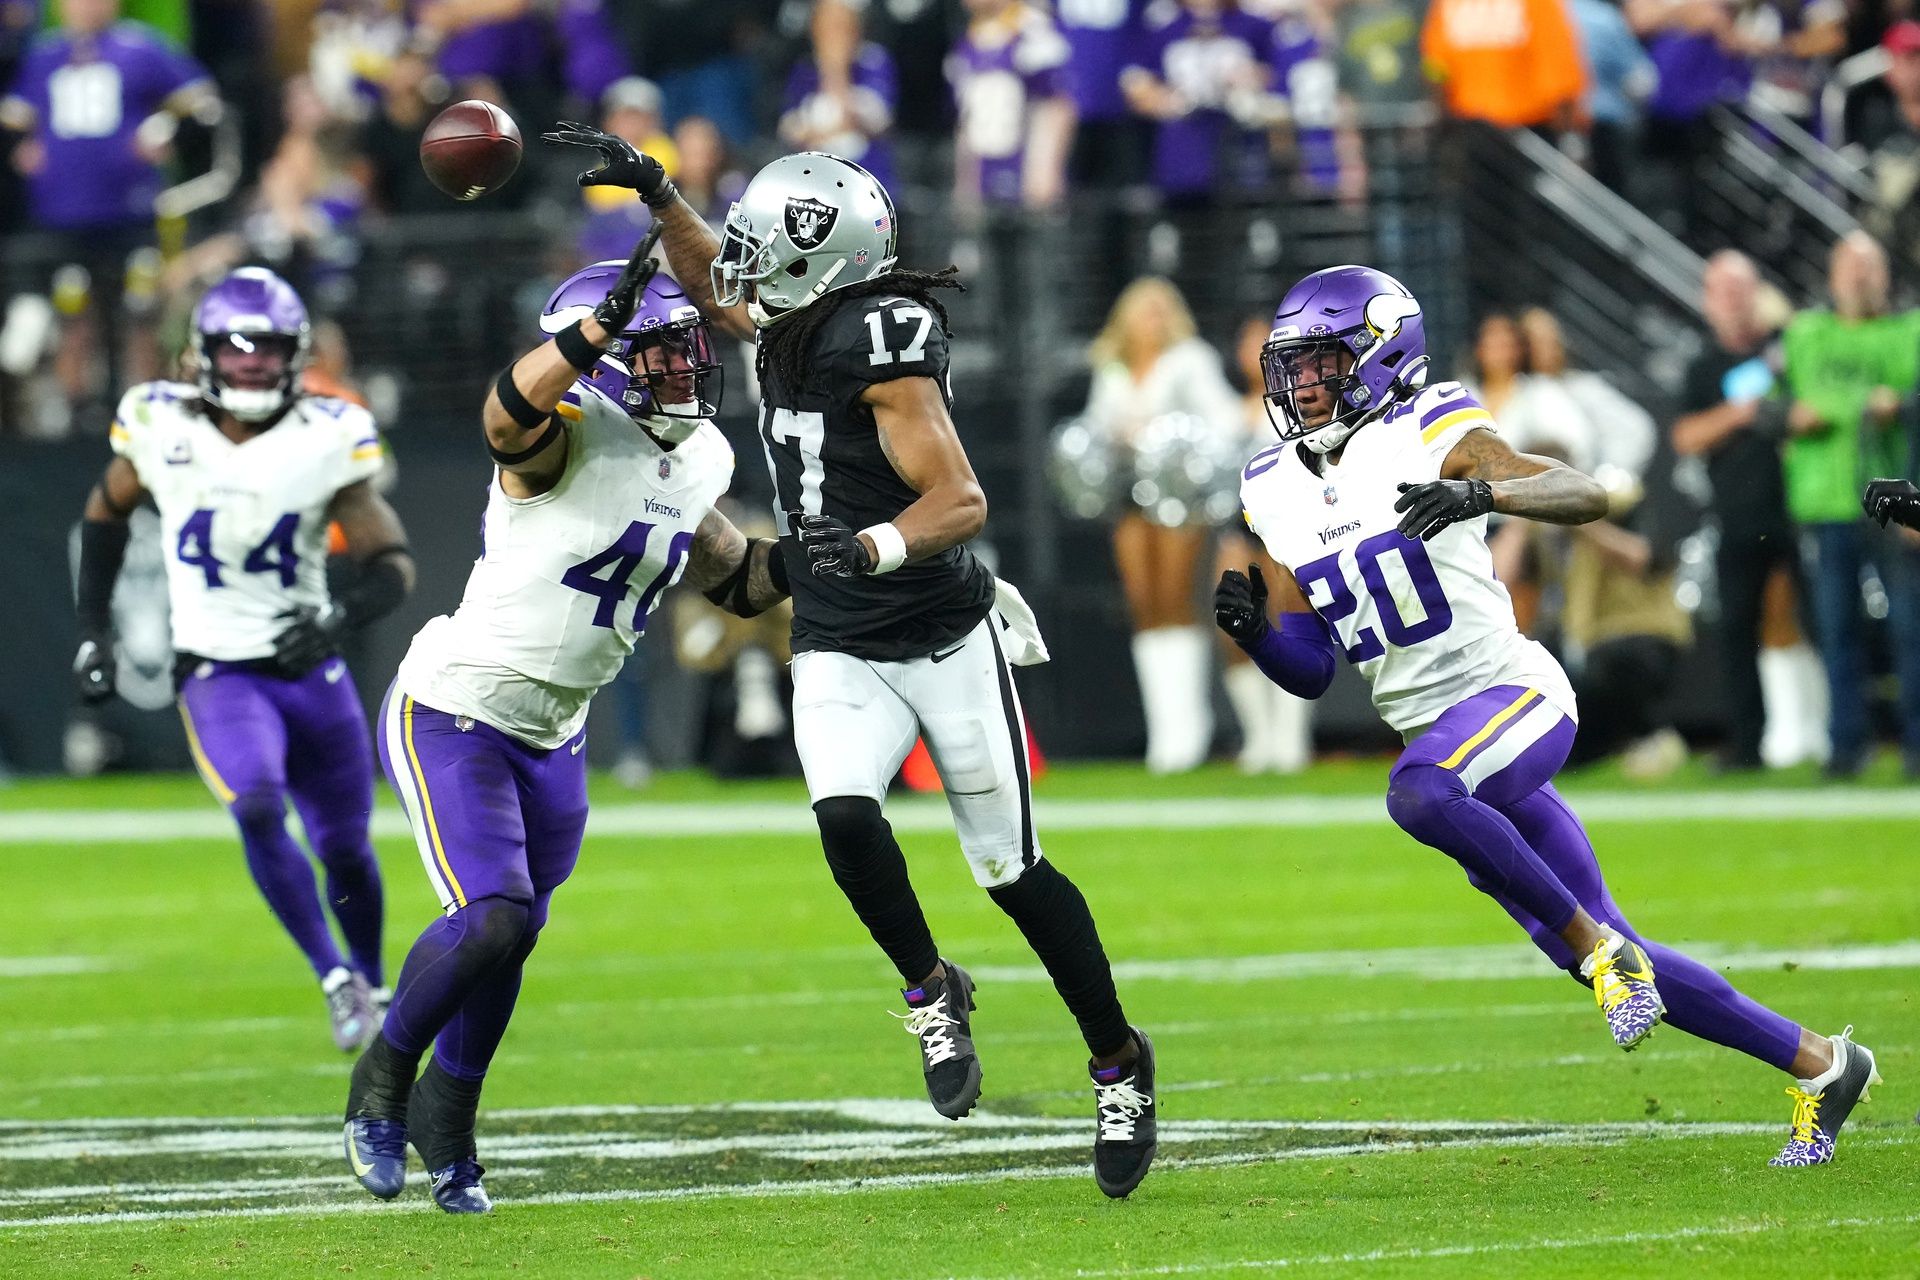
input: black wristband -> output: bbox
[765,537,790,596]
[492,364,547,433]
[488,418,563,466]
[76,518,130,636]
[554,319,604,372]
[643,178,680,211]
[702,552,759,618]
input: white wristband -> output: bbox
[860,522,908,575]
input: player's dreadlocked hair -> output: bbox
[756,267,965,393]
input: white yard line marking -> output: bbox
[0,956,113,978]
[949,1210,1920,1279]
[5,1118,1884,1230]
[975,939,1920,985]
[5,787,1920,845]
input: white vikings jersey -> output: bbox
[109,381,385,661]
[1240,382,1576,735]
[397,384,733,749]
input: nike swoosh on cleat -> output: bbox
[929,645,965,663]
[345,1131,375,1178]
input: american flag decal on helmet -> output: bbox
[874,214,890,232]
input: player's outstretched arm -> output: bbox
[683,509,791,618]
[541,121,754,341]
[484,233,660,495]
[72,457,150,703]
[1394,428,1606,540]
[1213,562,1337,698]
[270,481,418,678]
[654,195,756,342]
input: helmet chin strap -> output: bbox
[1301,419,1358,455]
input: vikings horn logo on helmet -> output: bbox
[785,196,839,251]
[1363,290,1421,344]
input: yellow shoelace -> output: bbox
[1588,940,1630,1014]
[1784,1086,1824,1146]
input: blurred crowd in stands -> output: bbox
[2,0,1917,780]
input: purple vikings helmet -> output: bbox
[540,262,721,442]
[191,267,312,424]
[1261,265,1430,454]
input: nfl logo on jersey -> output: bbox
[1323,484,1338,506]
[659,458,672,480]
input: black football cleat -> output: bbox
[893,960,982,1119]
[1091,1026,1158,1199]
[343,1035,416,1200]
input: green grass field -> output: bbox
[2,762,1917,1278]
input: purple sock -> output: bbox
[230,789,346,978]
[381,897,530,1058]
[432,894,549,1080]
[1384,763,1581,935]
[1503,786,1803,1071]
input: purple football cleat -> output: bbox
[1580,932,1664,1051]
[428,1159,493,1213]
[323,966,379,1053]
[1770,1027,1881,1167]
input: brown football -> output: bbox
[419,100,522,201]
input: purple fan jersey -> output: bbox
[1270,10,1340,190]
[1643,23,1751,122]
[411,0,548,87]
[946,5,1072,205]
[555,0,632,103]
[1126,3,1275,198]
[1055,0,1150,122]
[2,21,210,230]
[785,42,899,193]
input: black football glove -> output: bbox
[73,633,117,703]
[1394,478,1495,541]
[1214,565,1272,646]
[541,121,675,205]
[1863,478,1920,530]
[271,604,345,678]
[794,513,874,578]
[591,224,663,333]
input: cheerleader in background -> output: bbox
[1080,278,1240,773]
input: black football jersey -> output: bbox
[759,291,995,661]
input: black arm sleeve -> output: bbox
[335,547,412,629]
[76,518,130,637]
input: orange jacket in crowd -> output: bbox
[1420,0,1588,129]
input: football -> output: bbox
[419,99,522,201]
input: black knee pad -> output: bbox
[815,796,892,871]
[454,896,532,968]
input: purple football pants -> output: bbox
[1386,684,1802,1071]
[374,682,588,1080]
[177,657,385,985]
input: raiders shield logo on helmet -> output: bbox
[784,196,838,251]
